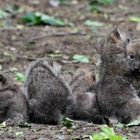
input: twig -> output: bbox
[29,32,87,41]
[16,55,36,61]
[0,69,24,74]
[29,32,105,42]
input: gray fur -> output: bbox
[67,68,104,124]
[96,28,140,124]
[24,58,73,124]
[0,74,28,124]
[125,39,140,97]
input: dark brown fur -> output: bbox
[67,68,104,124]
[24,59,73,124]
[0,74,28,124]
[96,28,140,124]
[125,39,140,97]
[25,59,104,124]
[69,68,95,94]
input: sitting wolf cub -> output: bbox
[96,28,140,124]
[24,59,73,124]
[125,39,140,97]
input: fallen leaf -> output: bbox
[72,54,89,63]
[0,121,6,128]
[21,12,70,26]
[129,16,140,23]
[126,120,140,127]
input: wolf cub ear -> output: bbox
[107,27,121,43]
[107,27,128,45]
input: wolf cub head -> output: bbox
[126,39,140,74]
[107,28,140,74]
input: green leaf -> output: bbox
[89,125,126,140]
[15,72,25,83]
[89,0,114,6]
[21,12,41,25]
[129,16,140,23]
[72,54,89,63]
[59,0,69,4]
[0,9,9,19]
[60,116,74,129]
[85,20,104,27]
[0,121,6,128]
[21,12,69,26]
[15,131,24,137]
[98,0,114,5]
[126,120,140,127]
[90,133,103,140]
[85,20,104,32]
[89,0,114,12]
[100,125,115,136]
[18,122,31,128]
[89,5,102,13]
[110,135,123,140]
[10,67,18,72]
[115,123,124,128]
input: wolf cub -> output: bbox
[25,58,104,124]
[67,68,104,124]
[96,28,140,124]
[24,59,73,124]
[125,39,140,96]
[0,74,28,125]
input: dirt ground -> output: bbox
[0,0,140,139]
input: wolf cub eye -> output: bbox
[130,54,134,59]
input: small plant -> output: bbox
[15,131,24,137]
[126,120,140,127]
[21,12,70,26]
[89,0,114,12]
[72,54,89,63]
[18,122,31,128]
[60,116,75,129]
[115,120,140,128]
[85,20,104,32]
[129,16,140,23]
[14,72,25,83]
[115,123,125,128]
[0,121,6,128]
[89,125,127,140]
[9,67,25,83]
[50,0,73,6]
[0,9,9,19]
[59,0,69,4]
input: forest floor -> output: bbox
[0,0,140,139]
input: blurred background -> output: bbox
[0,0,140,83]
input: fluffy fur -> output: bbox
[96,28,140,124]
[24,59,73,124]
[0,74,28,124]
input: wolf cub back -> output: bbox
[24,59,73,124]
[67,68,104,124]
[25,59,104,124]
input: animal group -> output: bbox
[0,28,140,126]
